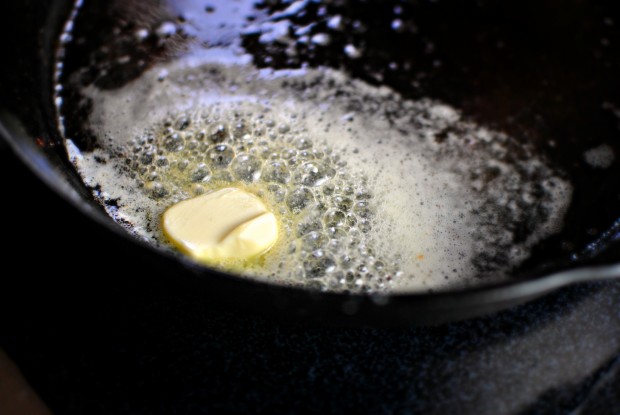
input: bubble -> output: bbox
[297,214,324,236]
[163,133,183,152]
[332,195,353,211]
[300,231,327,250]
[140,151,154,165]
[359,218,372,233]
[282,148,297,159]
[286,187,314,213]
[295,161,335,186]
[306,280,327,291]
[295,137,312,150]
[190,163,210,182]
[232,121,248,139]
[195,130,206,141]
[211,170,233,183]
[311,148,325,159]
[304,250,336,278]
[231,153,262,182]
[267,183,286,202]
[353,200,373,218]
[297,150,313,161]
[155,156,169,167]
[355,187,372,200]
[340,254,353,268]
[175,116,191,130]
[341,185,354,196]
[177,159,189,171]
[192,184,206,195]
[209,124,228,143]
[146,172,158,182]
[323,209,348,228]
[145,182,168,199]
[323,183,335,196]
[327,226,347,239]
[358,244,375,257]
[207,144,235,168]
[263,160,291,184]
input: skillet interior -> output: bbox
[2,0,620,325]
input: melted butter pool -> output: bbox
[63,48,572,293]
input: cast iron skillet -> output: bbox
[1,0,620,326]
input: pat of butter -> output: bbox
[162,188,278,264]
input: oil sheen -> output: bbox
[58,2,572,293]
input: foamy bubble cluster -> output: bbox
[64,50,572,293]
[121,104,401,292]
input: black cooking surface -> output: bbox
[3,0,620,412]
[44,0,620,280]
[1,145,620,414]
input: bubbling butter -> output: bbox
[63,50,572,293]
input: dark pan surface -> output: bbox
[1,0,620,325]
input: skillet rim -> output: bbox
[2,0,620,325]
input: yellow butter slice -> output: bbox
[162,187,278,264]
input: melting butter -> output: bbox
[162,187,278,265]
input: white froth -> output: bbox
[584,144,615,169]
[63,49,572,292]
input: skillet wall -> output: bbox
[56,0,620,277]
[1,0,620,326]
